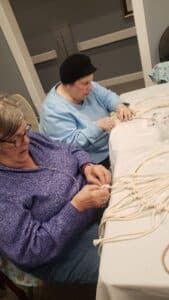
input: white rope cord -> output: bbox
[162,244,169,274]
[132,97,169,124]
[135,103,169,117]
[111,96,169,124]
[95,98,169,270]
[133,95,169,115]
[95,171,169,240]
[94,148,169,273]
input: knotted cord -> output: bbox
[111,96,169,124]
[94,150,169,273]
[132,96,169,124]
[95,97,169,273]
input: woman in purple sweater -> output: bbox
[0,95,111,284]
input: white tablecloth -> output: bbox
[97,83,169,300]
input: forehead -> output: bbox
[76,74,94,84]
[12,120,27,137]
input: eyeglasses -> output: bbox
[0,124,32,148]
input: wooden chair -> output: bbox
[11,94,39,131]
[0,257,41,299]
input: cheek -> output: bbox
[1,147,14,156]
[8,147,17,155]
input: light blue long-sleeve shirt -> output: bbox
[40,81,121,163]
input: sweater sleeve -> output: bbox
[40,110,104,149]
[61,142,92,167]
[0,197,95,270]
[92,81,122,112]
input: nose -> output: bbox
[88,82,92,90]
[23,134,30,145]
[86,83,92,93]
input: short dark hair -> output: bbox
[60,53,96,84]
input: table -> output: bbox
[96,82,169,300]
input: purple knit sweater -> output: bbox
[0,132,96,271]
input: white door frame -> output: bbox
[132,0,153,86]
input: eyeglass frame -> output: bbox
[0,124,32,148]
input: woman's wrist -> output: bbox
[71,197,85,212]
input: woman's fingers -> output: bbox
[102,167,112,184]
[117,104,135,122]
[92,165,112,185]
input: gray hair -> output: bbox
[0,94,24,141]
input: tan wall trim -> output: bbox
[31,27,136,65]
[99,71,143,88]
[32,50,58,64]
[78,27,136,51]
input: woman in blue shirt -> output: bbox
[40,54,134,168]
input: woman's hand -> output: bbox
[96,116,116,131]
[83,164,111,185]
[116,103,135,121]
[71,184,110,211]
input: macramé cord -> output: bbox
[95,98,169,274]
[111,96,169,124]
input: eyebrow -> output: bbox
[9,126,27,140]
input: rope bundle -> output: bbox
[94,95,169,273]
[94,150,169,272]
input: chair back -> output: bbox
[12,94,39,131]
[0,257,40,287]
